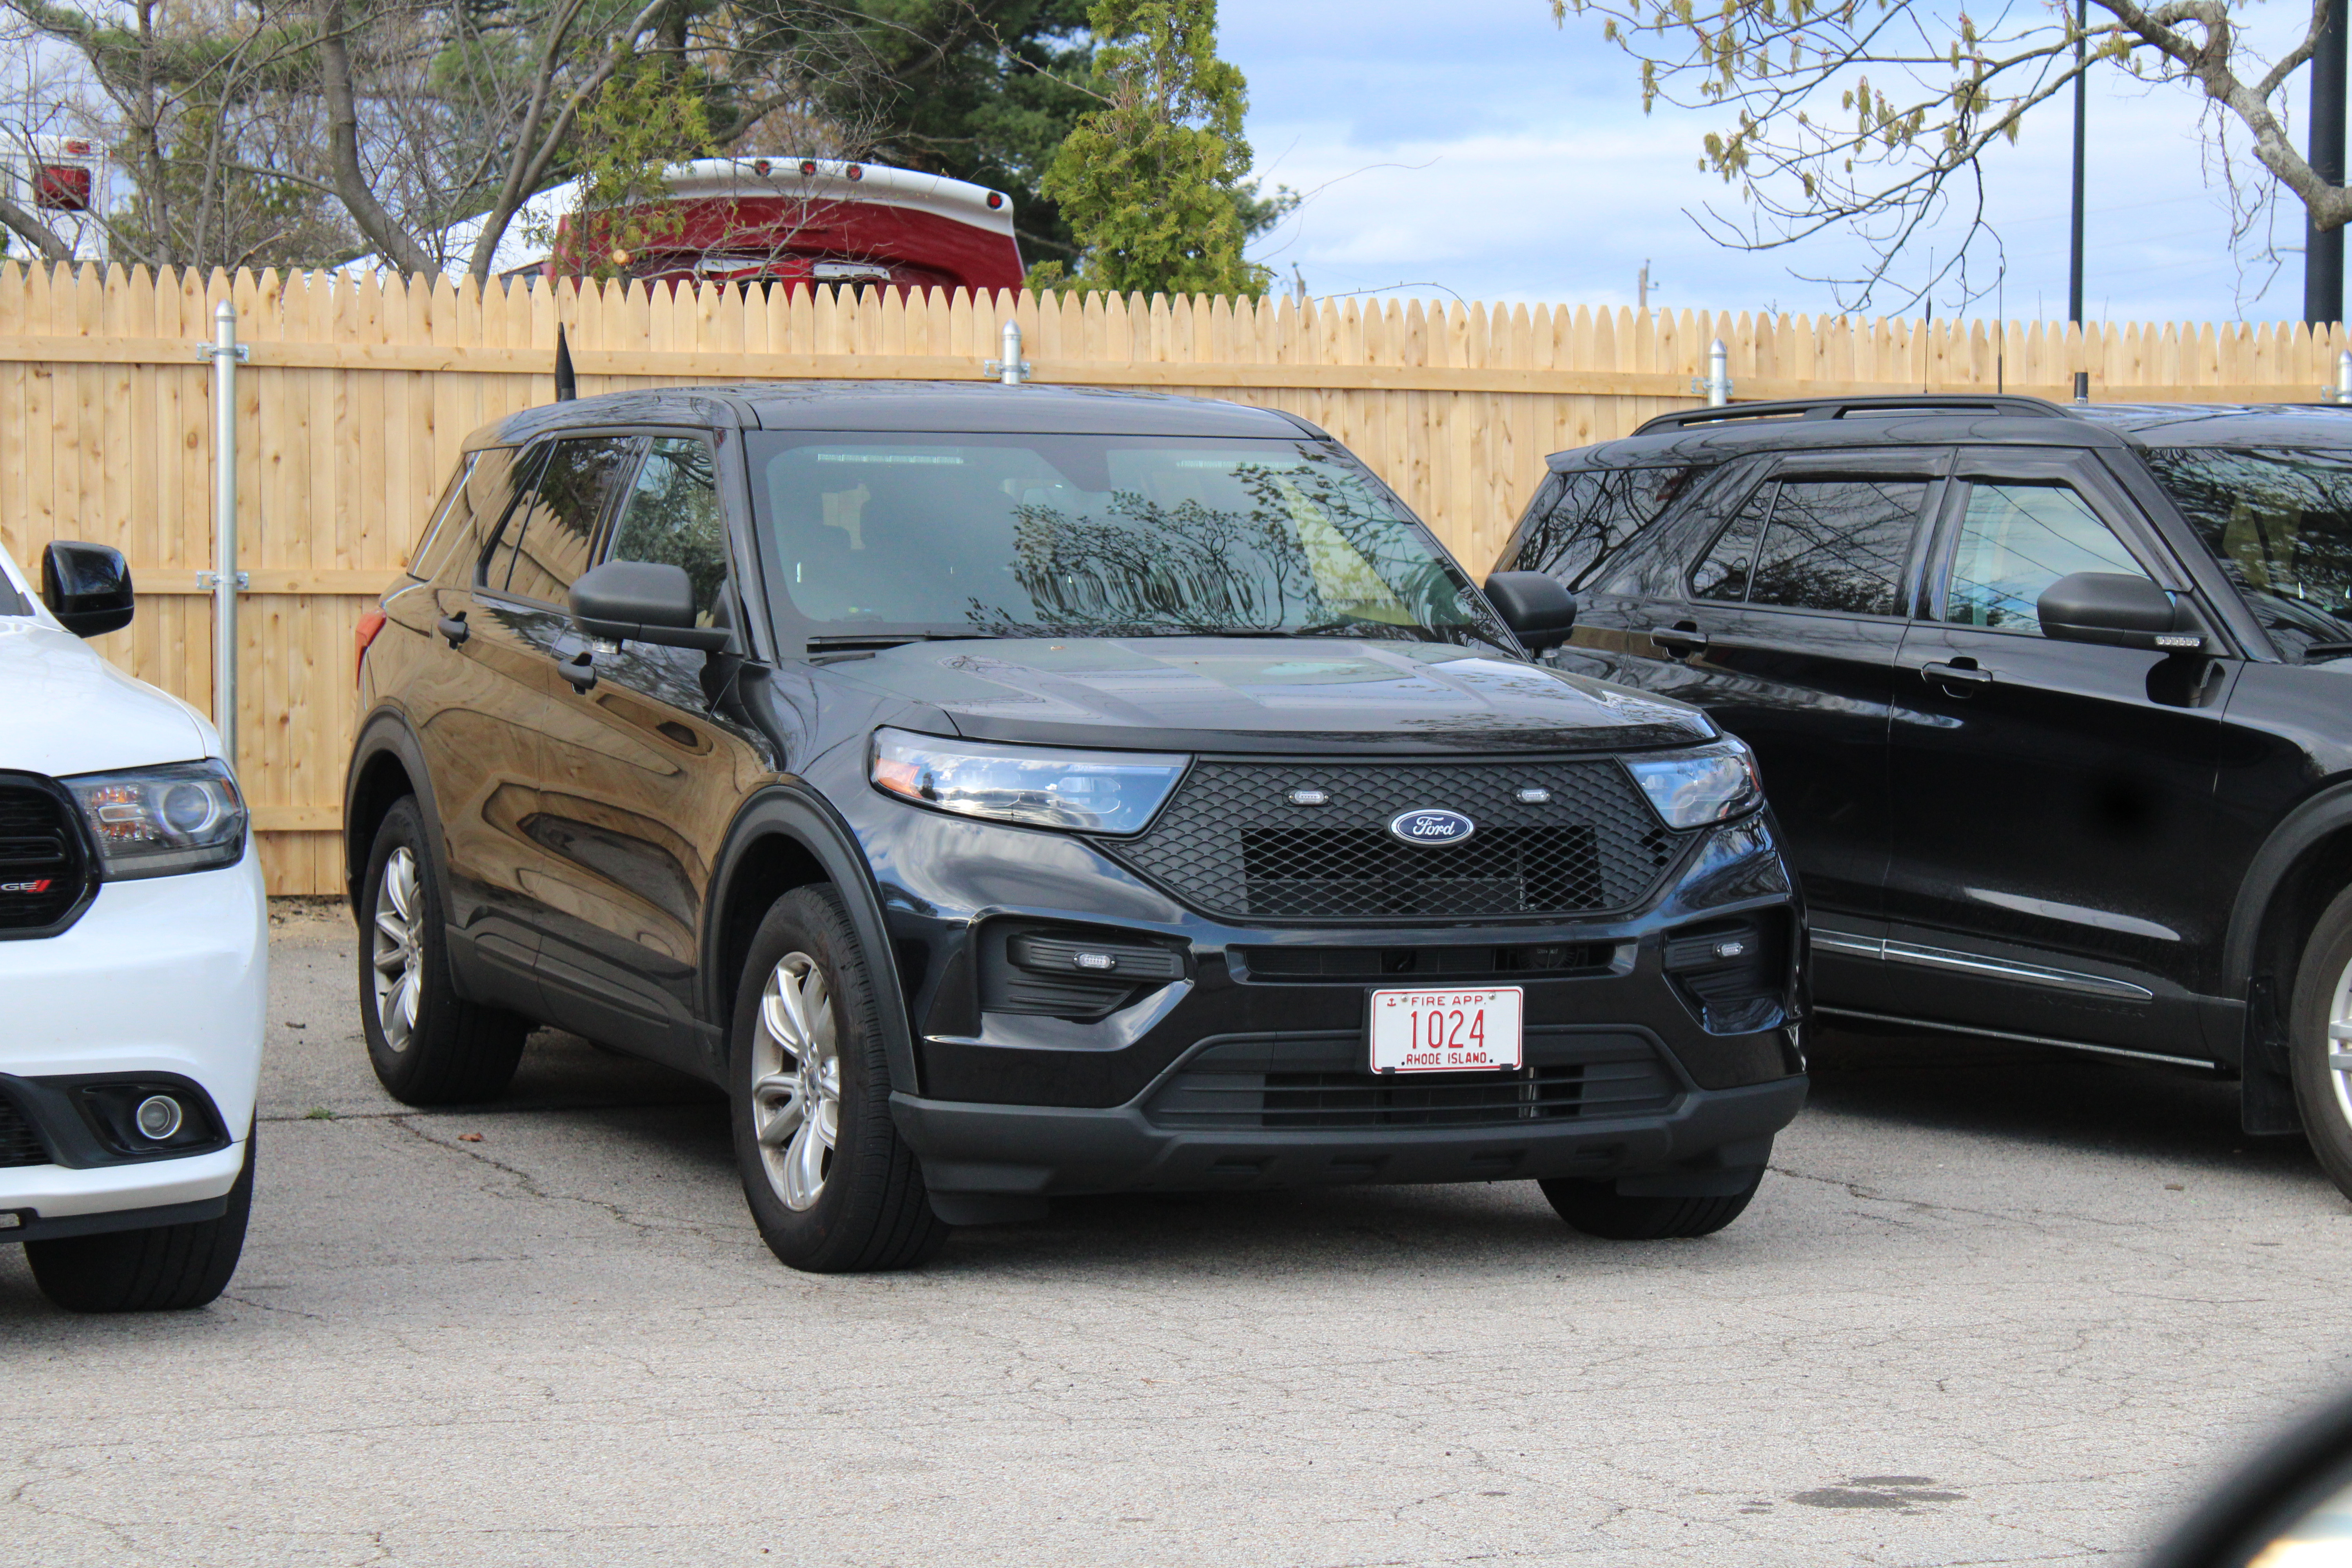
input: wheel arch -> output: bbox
[702,785,919,1095]
[2223,779,2352,1132]
[342,709,445,926]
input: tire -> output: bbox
[2286,886,2352,1201]
[1540,1170,1763,1240]
[26,1127,256,1312]
[729,886,947,1273]
[358,798,528,1106]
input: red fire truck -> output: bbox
[481,157,1027,294]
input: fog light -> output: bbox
[1074,951,1117,971]
[134,1094,183,1141]
[1714,939,1748,959]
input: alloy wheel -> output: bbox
[371,846,421,1053]
[751,951,841,1212]
[2328,955,2352,1131]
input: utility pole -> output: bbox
[1638,261,1651,311]
[2309,0,2347,327]
[2068,0,2090,401]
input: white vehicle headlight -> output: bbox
[870,729,1188,836]
[63,759,249,878]
[1623,739,1762,829]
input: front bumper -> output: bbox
[0,848,265,1226]
[895,1075,1807,1197]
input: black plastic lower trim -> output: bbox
[891,1074,1807,1197]
[0,1194,230,1243]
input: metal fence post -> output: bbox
[983,319,1031,385]
[196,301,248,768]
[1693,338,1732,407]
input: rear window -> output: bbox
[2140,446,2352,657]
[1503,465,1706,588]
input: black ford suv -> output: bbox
[1499,394,2352,1201]
[345,382,1806,1272]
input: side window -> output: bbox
[1513,465,1707,587]
[406,453,479,581]
[1944,482,2149,634]
[607,436,728,624]
[477,443,548,593]
[491,436,639,604]
[1745,477,1926,616]
[1691,482,1773,602]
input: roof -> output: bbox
[465,381,1332,449]
[1555,393,2352,470]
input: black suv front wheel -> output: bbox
[729,886,947,1273]
[2288,886,2352,1201]
[358,799,529,1105]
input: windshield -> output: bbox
[2142,445,2352,656]
[746,432,1510,649]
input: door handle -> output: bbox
[1922,658,1992,695]
[1649,623,1709,653]
[559,650,597,693]
[436,612,469,648]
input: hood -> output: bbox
[0,617,214,777]
[833,638,1715,755]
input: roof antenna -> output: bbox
[554,321,577,402]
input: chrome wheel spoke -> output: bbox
[371,848,424,1054]
[754,949,844,1213]
[2328,967,2352,1131]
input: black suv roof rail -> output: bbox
[1633,394,2075,435]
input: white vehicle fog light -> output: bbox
[134,1094,183,1141]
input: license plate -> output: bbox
[1368,986,1524,1073]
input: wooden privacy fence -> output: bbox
[5,260,2352,894]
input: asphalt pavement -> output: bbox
[5,903,2350,1568]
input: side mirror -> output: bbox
[1483,570,1579,652]
[2037,572,2205,653]
[570,561,727,652]
[41,541,134,638]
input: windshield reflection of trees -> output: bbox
[2145,448,2352,652]
[961,461,1508,646]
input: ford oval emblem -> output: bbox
[1388,808,1476,846]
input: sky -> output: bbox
[1223,0,2311,327]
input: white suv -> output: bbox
[0,539,263,1311]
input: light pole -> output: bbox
[2309,0,2347,327]
[2068,0,2090,401]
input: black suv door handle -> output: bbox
[1649,623,1709,653]
[437,612,470,648]
[559,650,597,693]
[1923,658,1992,695]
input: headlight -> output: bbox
[870,729,1187,835]
[1623,740,1761,828]
[64,759,249,879]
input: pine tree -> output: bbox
[1037,0,1270,298]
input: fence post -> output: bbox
[984,319,1031,385]
[196,300,248,768]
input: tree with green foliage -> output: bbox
[737,0,1098,266]
[1036,0,1276,298]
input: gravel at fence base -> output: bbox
[2,903,2347,1568]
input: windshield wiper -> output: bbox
[805,632,1000,652]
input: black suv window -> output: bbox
[1509,465,1705,587]
[1691,475,1926,616]
[1942,482,2148,634]
[608,436,727,624]
[2140,446,2352,657]
[483,436,636,603]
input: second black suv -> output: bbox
[345,381,1806,1272]
[1499,394,2352,1201]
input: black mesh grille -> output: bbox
[0,780,85,934]
[1105,760,1686,920]
[0,1093,49,1167]
[1146,1031,1679,1131]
